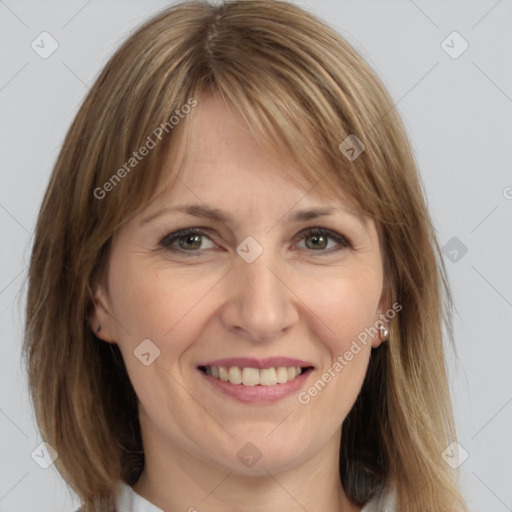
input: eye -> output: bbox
[159,226,351,257]
[160,228,215,253]
[295,227,351,253]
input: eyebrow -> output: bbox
[140,203,368,230]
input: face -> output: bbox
[92,92,389,477]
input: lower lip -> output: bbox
[198,368,313,404]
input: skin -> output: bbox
[92,92,389,512]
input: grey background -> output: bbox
[1,1,511,510]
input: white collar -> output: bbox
[116,482,163,512]
[361,487,397,511]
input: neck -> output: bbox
[132,424,361,512]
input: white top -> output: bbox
[115,482,396,511]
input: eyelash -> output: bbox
[159,227,351,256]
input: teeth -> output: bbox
[242,367,259,386]
[260,368,277,386]
[219,367,229,382]
[276,367,288,383]
[229,366,243,384]
[204,365,305,386]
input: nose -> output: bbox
[219,247,300,342]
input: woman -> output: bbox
[23,1,469,511]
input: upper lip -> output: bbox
[197,357,315,370]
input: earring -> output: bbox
[96,325,102,332]
[379,324,389,342]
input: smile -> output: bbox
[199,365,310,386]
[197,357,315,403]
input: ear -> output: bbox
[371,285,392,349]
[89,280,116,344]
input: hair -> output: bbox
[23,1,469,511]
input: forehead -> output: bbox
[155,92,363,215]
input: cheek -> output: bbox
[293,267,382,411]
[107,261,210,418]
[107,256,220,370]
[109,253,184,333]
[300,266,383,351]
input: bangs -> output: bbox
[138,77,376,237]
[92,0,398,239]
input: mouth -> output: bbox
[198,364,314,386]
[196,357,315,403]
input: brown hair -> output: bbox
[23,1,468,510]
